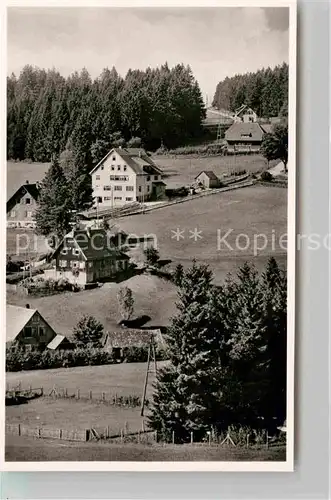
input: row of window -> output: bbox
[22,326,45,338]
[58,260,91,269]
[61,248,80,256]
[95,174,160,182]
[10,211,33,218]
[103,196,133,201]
[18,198,31,204]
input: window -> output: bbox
[147,185,150,192]
[27,211,33,218]
[26,198,31,204]
[117,165,121,171]
[126,186,134,191]
[97,197,102,203]
[61,248,68,255]
[101,166,104,170]
[31,314,39,323]
[88,262,93,268]
[123,165,127,171]
[23,326,32,338]
[10,211,16,218]
[104,186,112,191]
[112,156,116,161]
[24,211,28,218]
[126,197,133,201]
[138,186,142,192]
[114,185,122,191]
[154,175,158,180]
[114,196,122,200]
[96,175,100,180]
[31,327,37,337]
[59,260,67,267]
[147,176,150,181]
[104,196,112,201]
[79,261,85,269]
[39,327,45,337]
[72,248,80,256]
[109,175,128,181]
[111,166,115,171]
[71,261,79,268]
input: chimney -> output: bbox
[25,180,29,184]
[25,304,30,309]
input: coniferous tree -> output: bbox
[34,156,72,238]
[149,262,225,442]
[73,315,104,348]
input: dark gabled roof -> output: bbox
[6,184,40,213]
[51,228,130,262]
[103,328,165,348]
[195,171,220,181]
[90,148,163,176]
[225,122,265,142]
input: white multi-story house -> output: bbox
[90,147,165,207]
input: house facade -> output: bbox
[233,105,258,123]
[225,122,267,153]
[195,171,221,189]
[6,304,57,350]
[50,228,130,286]
[90,147,166,207]
[6,182,40,228]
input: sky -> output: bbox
[7,7,289,101]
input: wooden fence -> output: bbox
[45,386,144,407]
[6,423,88,442]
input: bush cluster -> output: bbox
[6,343,169,372]
[155,143,225,157]
[21,276,79,295]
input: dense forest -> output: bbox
[212,63,288,118]
[7,63,205,164]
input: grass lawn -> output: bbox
[6,398,145,437]
[155,153,274,189]
[5,434,286,461]
[6,361,163,399]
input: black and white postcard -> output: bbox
[1,0,297,471]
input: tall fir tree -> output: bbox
[34,156,73,238]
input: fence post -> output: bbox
[141,419,145,432]
[138,431,140,443]
[246,434,250,448]
[208,431,211,446]
[59,429,62,440]
[120,429,123,443]
[172,431,175,445]
[38,427,41,438]
[266,431,269,449]
[65,388,68,397]
[191,432,193,445]
[76,389,80,400]
[89,390,92,400]
[102,392,105,401]
[106,425,110,439]
[18,423,21,437]
[28,385,32,392]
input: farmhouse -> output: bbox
[49,227,130,287]
[233,104,258,123]
[6,304,60,350]
[6,181,39,229]
[90,147,166,207]
[225,122,268,153]
[195,171,221,189]
[103,328,166,361]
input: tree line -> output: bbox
[150,258,287,441]
[212,63,288,118]
[7,63,206,165]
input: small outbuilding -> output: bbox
[195,171,221,189]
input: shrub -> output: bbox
[260,170,273,182]
[73,315,104,348]
[144,247,160,266]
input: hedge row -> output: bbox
[6,344,169,372]
[155,143,226,156]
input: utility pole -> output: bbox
[140,334,157,417]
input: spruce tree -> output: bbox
[34,156,73,238]
[149,261,225,442]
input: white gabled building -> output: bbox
[90,147,165,207]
